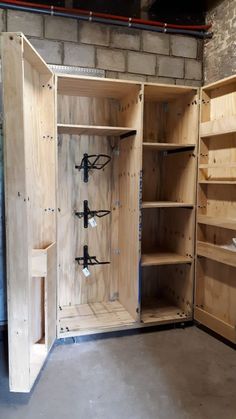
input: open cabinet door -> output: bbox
[1,33,57,392]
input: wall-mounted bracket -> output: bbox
[75,245,110,270]
[75,200,110,228]
[75,153,111,182]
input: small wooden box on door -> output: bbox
[2,33,235,394]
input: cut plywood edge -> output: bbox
[200,115,236,138]
[195,307,236,344]
[32,243,56,277]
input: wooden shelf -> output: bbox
[197,241,236,267]
[141,250,192,266]
[142,201,193,209]
[200,115,236,138]
[197,215,236,230]
[143,142,195,151]
[199,163,236,169]
[141,298,190,324]
[57,124,136,137]
[199,180,236,184]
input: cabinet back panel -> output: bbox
[57,134,118,306]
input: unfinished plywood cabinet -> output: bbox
[1,33,235,393]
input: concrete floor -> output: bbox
[0,327,235,419]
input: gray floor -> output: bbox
[0,327,235,419]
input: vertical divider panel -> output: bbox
[118,85,144,320]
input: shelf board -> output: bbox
[199,180,236,184]
[199,163,236,169]
[141,250,192,266]
[141,299,190,324]
[143,142,195,151]
[197,215,236,230]
[200,115,236,138]
[197,241,236,267]
[142,201,194,209]
[57,124,136,137]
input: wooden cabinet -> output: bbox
[1,33,235,393]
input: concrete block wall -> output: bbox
[204,0,236,84]
[0,9,203,86]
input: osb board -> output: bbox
[2,33,56,392]
[141,264,194,317]
[57,134,118,306]
[195,258,236,330]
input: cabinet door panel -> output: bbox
[2,33,57,392]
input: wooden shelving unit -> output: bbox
[140,84,198,324]
[3,33,236,393]
[195,75,236,344]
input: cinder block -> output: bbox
[7,10,43,37]
[29,38,62,64]
[64,43,95,67]
[0,10,6,32]
[147,76,175,85]
[110,27,140,50]
[118,72,146,82]
[142,31,169,55]
[158,56,184,78]
[127,51,156,75]
[79,22,109,46]
[45,16,77,42]
[96,48,126,72]
[171,35,198,58]
[105,71,118,79]
[176,79,202,87]
[185,60,202,80]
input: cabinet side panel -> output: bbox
[2,33,31,392]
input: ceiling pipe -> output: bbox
[0,0,213,38]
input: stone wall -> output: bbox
[0,8,203,86]
[204,0,236,84]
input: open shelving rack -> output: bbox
[140,83,199,325]
[195,75,236,343]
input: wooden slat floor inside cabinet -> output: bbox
[141,299,190,324]
[58,301,135,337]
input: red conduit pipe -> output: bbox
[1,0,212,31]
